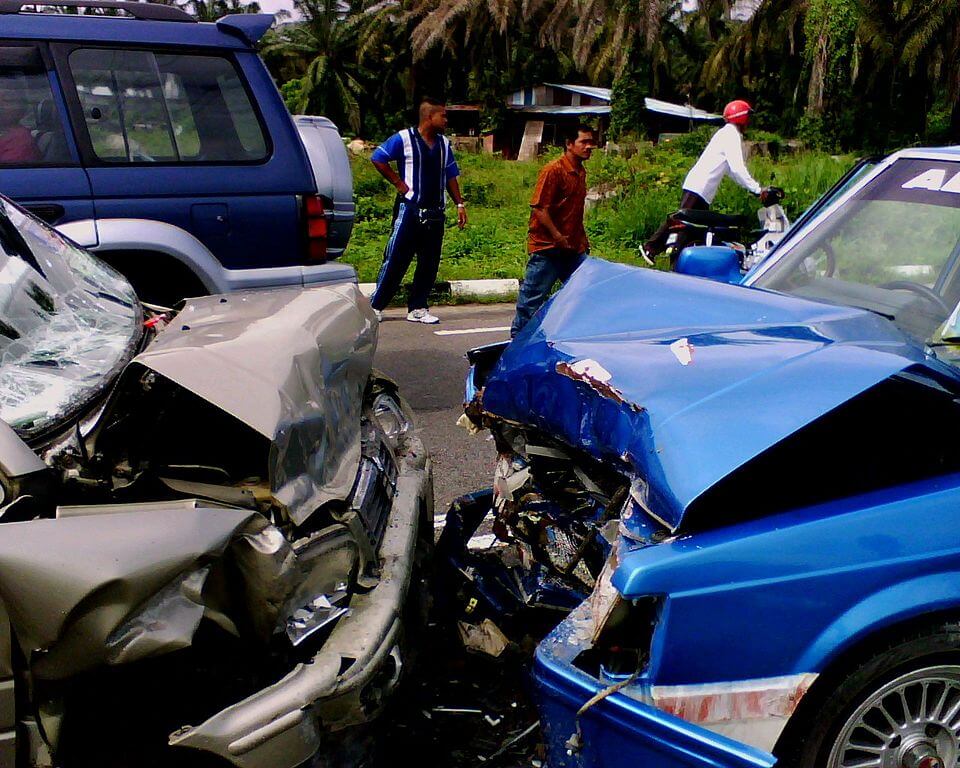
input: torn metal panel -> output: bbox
[481,257,930,531]
[131,283,377,525]
[168,435,432,768]
[555,359,642,412]
[105,566,211,665]
[0,500,259,679]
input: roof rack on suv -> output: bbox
[0,0,196,21]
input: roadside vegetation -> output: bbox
[246,0,960,153]
[345,132,854,282]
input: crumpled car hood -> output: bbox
[132,283,376,525]
[480,258,938,531]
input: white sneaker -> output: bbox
[374,309,383,322]
[407,308,439,324]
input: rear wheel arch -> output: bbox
[95,249,209,307]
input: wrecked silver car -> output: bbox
[0,196,432,768]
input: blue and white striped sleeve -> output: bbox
[371,133,403,164]
[445,144,461,178]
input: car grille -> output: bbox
[349,426,398,551]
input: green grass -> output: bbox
[343,140,856,284]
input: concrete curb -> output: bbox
[359,278,519,303]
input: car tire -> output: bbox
[777,621,960,768]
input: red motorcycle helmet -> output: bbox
[723,99,753,125]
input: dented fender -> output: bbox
[0,500,265,680]
[132,283,377,525]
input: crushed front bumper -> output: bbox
[169,435,432,768]
[533,629,776,768]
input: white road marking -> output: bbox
[433,326,511,337]
[467,533,506,550]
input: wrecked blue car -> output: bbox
[461,148,960,768]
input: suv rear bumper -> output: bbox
[220,262,358,292]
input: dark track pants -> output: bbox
[644,189,710,257]
[371,201,445,312]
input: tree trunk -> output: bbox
[805,28,829,116]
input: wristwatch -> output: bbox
[456,202,465,208]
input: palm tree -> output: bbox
[260,0,367,133]
[852,0,960,144]
[536,0,676,82]
[186,0,262,21]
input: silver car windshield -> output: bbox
[754,158,960,342]
[0,198,141,439]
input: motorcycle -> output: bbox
[662,186,789,273]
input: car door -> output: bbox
[0,42,96,246]
[52,43,308,272]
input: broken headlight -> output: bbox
[574,595,662,681]
[371,392,413,450]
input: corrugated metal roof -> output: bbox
[644,97,721,121]
[544,83,612,102]
[509,105,612,115]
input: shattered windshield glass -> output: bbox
[754,158,960,342]
[0,197,141,439]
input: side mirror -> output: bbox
[675,245,743,284]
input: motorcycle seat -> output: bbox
[672,209,749,229]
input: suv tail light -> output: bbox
[302,194,329,263]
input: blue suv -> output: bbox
[0,0,355,303]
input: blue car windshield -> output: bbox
[754,158,960,342]
[0,198,141,439]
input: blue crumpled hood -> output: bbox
[481,258,934,531]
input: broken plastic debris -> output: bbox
[670,337,695,365]
[457,618,510,658]
[484,720,539,761]
[555,358,642,411]
[457,412,484,435]
[285,590,350,647]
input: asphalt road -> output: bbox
[373,302,515,513]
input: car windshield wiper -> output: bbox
[844,303,896,321]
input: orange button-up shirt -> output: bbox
[527,154,589,255]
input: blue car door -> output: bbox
[0,42,95,244]
[51,43,311,271]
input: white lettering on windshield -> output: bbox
[902,168,960,193]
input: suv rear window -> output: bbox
[0,46,72,167]
[69,49,268,164]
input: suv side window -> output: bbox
[69,48,268,164]
[0,46,71,166]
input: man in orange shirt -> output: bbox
[510,124,595,337]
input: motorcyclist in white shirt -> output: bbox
[641,99,779,264]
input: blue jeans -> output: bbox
[511,249,587,337]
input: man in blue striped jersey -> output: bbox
[370,97,467,324]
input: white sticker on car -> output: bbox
[902,168,960,193]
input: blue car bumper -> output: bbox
[533,643,776,768]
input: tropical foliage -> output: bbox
[183,0,960,150]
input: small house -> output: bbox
[504,83,611,160]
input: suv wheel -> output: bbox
[779,623,960,768]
